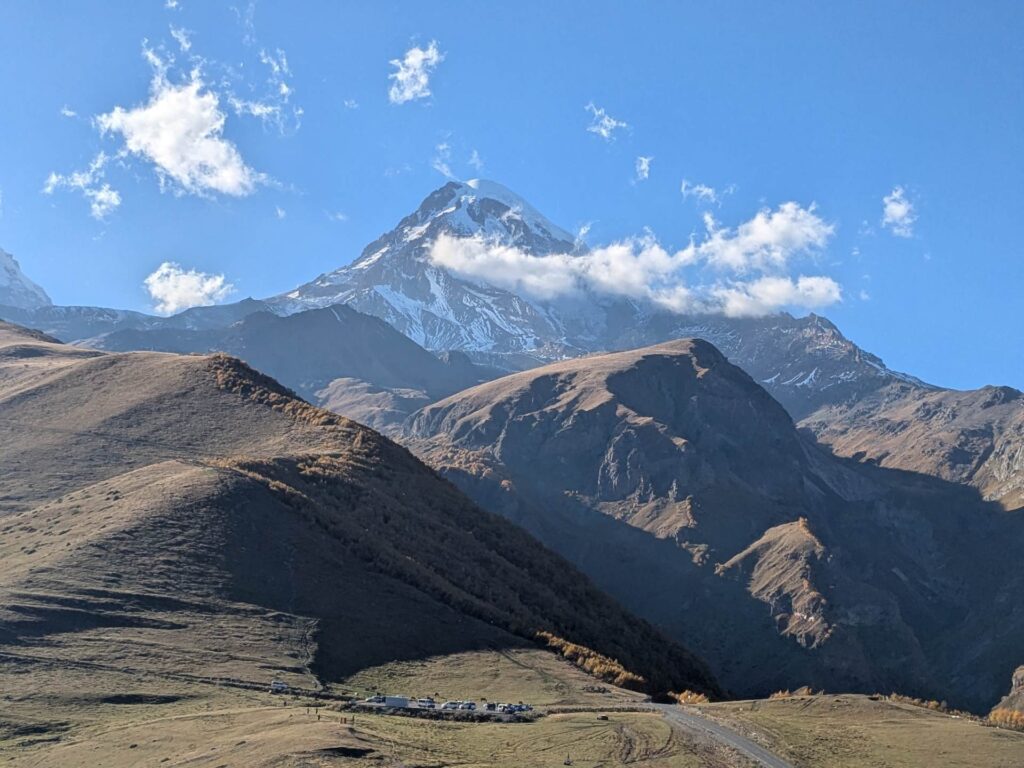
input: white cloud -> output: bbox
[42,151,122,220]
[97,47,264,197]
[275,205,286,219]
[326,210,348,222]
[859,289,871,301]
[343,98,359,109]
[87,185,123,219]
[680,178,735,206]
[635,156,652,182]
[59,105,77,118]
[432,142,453,178]
[697,203,833,272]
[711,276,842,318]
[881,186,916,237]
[388,41,443,104]
[585,103,627,141]
[468,149,484,172]
[170,25,191,52]
[165,0,180,9]
[428,201,839,317]
[144,261,234,314]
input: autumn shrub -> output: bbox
[769,686,821,699]
[989,708,1024,731]
[672,690,710,704]
[536,631,646,691]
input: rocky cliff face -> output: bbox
[801,382,1024,510]
[993,667,1024,714]
[404,338,1024,711]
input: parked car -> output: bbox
[441,701,460,710]
[268,680,289,694]
[458,701,477,711]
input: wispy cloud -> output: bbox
[229,47,301,133]
[635,155,652,182]
[432,142,454,178]
[42,151,121,220]
[680,178,734,206]
[170,25,191,52]
[881,185,916,237]
[326,210,348,222]
[274,205,286,219]
[428,201,839,317]
[343,98,359,109]
[388,41,443,104]
[144,261,234,314]
[233,0,257,46]
[585,102,627,141]
[59,105,77,118]
[97,45,264,197]
[468,149,484,172]
[574,222,592,251]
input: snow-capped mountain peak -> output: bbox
[267,180,925,412]
[267,181,582,356]
[0,248,52,310]
[363,179,576,261]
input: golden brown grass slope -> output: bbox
[0,321,718,706]
[697,694,1024,767]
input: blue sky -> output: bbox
[0,1,1021,388]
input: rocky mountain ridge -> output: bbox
[403,339,1024,711]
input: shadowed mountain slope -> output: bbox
[404,338,1024,711]
[0,321,719,700]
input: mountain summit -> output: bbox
[0,248,51,310]
[269,180,579,359]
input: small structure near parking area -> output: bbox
[356,694,534,721]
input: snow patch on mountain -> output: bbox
[0,249,52,310]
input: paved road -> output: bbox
[653,704,795,768]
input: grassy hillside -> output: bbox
[0,321,718,720]
[695,694,1024,768]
